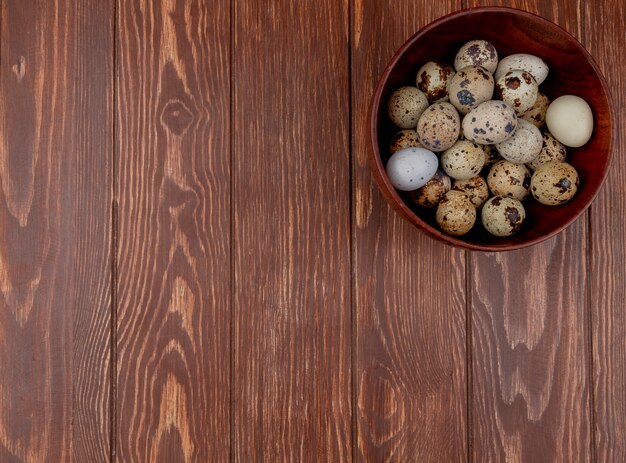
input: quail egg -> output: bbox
[482,144,502,166]
[495,70,538,115]
[389,129,421,154]
[385,147,439,191]
[449,65,494,114]
[453,176,490,208]
[409,169,452,208]
[495,53,549,85]
[454,39,498,74]
[530,161,579,205]
[481,196,526,237]
[545,95,594,147]
[387,86,429,128]
[416,61,455,102]
[463,100,518,144]
[495,119,543,164]
[521,92,549,128]
[527,132,567,171]
[487,160,531,201]
[436,190,476,236]
[441,140,486,180]
[416,102,461,152]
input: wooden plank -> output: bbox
[115,0,231,460]
[352,1,467,461]
[232,1,352,461]
[586,0,626,460]
[0,0,112,461]
[465,1,592,461]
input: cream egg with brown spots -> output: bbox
[389,129,421,154]
[387,86,429,129]
[487,160,531,201]
[495,119,543,164]
[449,65,494,114]
[463,100,518,144]
[441,140,486,180]
[416,61,455,103]
[436,190,476,236]
[453,175,489,208]
[416,102,460,152]
[409,169,452,208]
[454,40,498,74]
[495,70,538,115]
[531,161,579,205]
[527,132,567,171]
[481,196,526,237]
[521,92,549,128]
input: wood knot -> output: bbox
[160,100,194,136]
[11,56,26,82]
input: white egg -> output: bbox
[385,147,439,191]
[545,95,594,147]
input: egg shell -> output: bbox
[481,196,526,237]
[495,53,549,84]
[387,86,429,129]
[488,160,531,201]
[441,140,486,180]
[449,65,494,114]
[453,175,490,208]
[482,144,502,166]
[409,169,452,208]
[454,40,498,74]
[436,190,476,236]
[545,95,594,147]
[389,129,421,154]
[521,92,549,128]
[495,70,539,115]
[527,132,567,171]
[463,100,518,144]
[416,61,455,102]
[495,119,543,164]
[416,102,461,152]
[385,147,439,191]
[531,161,579,205]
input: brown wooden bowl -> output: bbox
[370,7,614,251]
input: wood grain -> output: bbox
[0,0,112,461]
[115,0,231,460]
[352,1,467,461]
[586,0,626,460]
[232,1,352,461]
[465,1,592,461]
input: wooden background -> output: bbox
[0,0,624,461]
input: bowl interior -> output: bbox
[372,8,613,251]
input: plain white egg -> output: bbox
[545,95,594,147]
[385,147,439,191]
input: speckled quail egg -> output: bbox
[495,70,538,115]
[454,40,498,74]
[482,144,502,166]
[385,147,439,191]
[389,129,421,154]
[453,176,490,208]
[387,86,429,128]
[409,169,452,208]
[495,53,549,85]
[487,160,531,201]
[481,196,526,237]
[436,190,476,236]
[521,92,549,128]
[527,132,567,171]
[530,161,579,205]
[463,100,518,144]
[416,102,461,152]
[449,65,494,114]
[416,61,455,102]
[441,140,486,180]
[495,119,543,164]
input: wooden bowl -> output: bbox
[370,7,614,251]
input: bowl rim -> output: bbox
[370,6,615,252]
